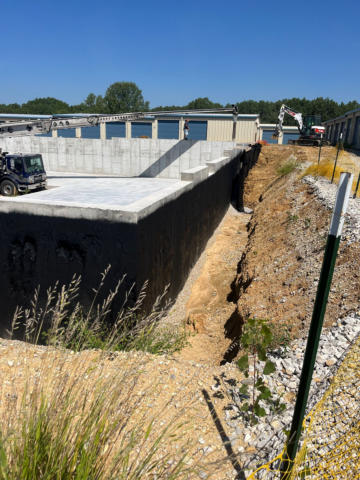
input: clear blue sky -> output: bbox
[1,0,359,107]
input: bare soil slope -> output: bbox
[177,145,360,364]
[231,146,359,344]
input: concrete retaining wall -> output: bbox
[0,137,236,179]
[0,145,261,334]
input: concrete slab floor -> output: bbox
[0,172,191,216]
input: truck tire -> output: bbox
[0,180,18,196]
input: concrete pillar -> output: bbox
[179,117,184,140]
[152,120,158,139]
[100,123,106,140]
[52,130,58,138]
[126,121,131,139]
[75,127,82,138]
[277,132,283,145]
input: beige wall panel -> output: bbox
[236,119,256,143]
[207,119,233,141]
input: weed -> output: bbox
[287,213,299,223]
[304,218,311,229]
[276,157,298,177]
[237,318,286,425]
[0,269,209,479]
[269,322,293,351]
[0,360,194,479]
[9,266,188,355]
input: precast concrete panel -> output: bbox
[0,137,237,179]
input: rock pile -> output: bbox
[225,314,360,475]
[303,175,360,245]
[222,176,360,476]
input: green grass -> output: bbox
[276,156,299,177]
[8,265,188,355]
[0,369,194,479]
[0,267,195,479]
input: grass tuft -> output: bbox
[8,266,188,355]
[276,155,299,177]
[0,268,196,479]
[0,362,195,479]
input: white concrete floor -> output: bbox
[4,172,189,213]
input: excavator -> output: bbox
[273,104,330,146]
[0,107,237,196]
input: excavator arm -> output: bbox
[273,104,303,138]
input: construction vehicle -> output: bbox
[273,104,329,146]
[0,149,47,196]
[0,107,237,196]
[0,112,148,196]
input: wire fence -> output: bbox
[247,334,360,479]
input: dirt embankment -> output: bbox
[180,145,360,364]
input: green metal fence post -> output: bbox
[280,172,353,479]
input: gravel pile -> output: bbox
[222,175,360,476]
[303,175,360,245]
[224,314,360,475]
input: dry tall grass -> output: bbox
[0,268,202,479]
[303,150,360,193]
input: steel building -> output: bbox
[8,113,260,143]
[323,107,360,148]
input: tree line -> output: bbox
[1,81,358,124]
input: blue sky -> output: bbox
[1,0,359,107]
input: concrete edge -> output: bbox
[206,156,232,174]
[181,165,209,183]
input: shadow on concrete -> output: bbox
[139,140,197,177]
[202,389,246,480]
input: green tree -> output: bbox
[237,318,285,425]
[84,93,96,110]
[74,93,106,113]
[186,97,222,110]
[104,82,149,113]
[0,103,22,113]
[21,97,71,115]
